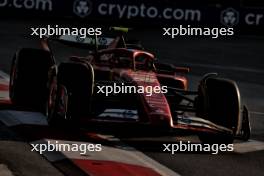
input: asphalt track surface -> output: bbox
[0,19,264,176]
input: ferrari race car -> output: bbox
[9,28,250,144]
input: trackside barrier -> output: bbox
[0,0,264,34]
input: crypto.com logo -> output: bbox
[220,8,239,27]
[0,0,52,11]
[73,0,93,18]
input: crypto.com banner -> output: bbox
[1,0,264,33]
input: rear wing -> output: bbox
[57,35,116,49]
[40,27,145,61]
[41,27,143,53]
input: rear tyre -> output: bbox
[10,48,54,113]
[196,76,241,144]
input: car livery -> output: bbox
[8,28,251,144]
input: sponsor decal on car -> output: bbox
[98,109,139,120]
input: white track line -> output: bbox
[0,164,14,176]
[0,71,9,101]
[250,111,264,116]
[93,134,181,176]
[31,138,181,176]
[0,71,10,81]
[234,140,264,153]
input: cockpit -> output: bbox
[94,49,155,71]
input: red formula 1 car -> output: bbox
[9,28,251,144]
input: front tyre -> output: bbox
[196,76,241,144]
